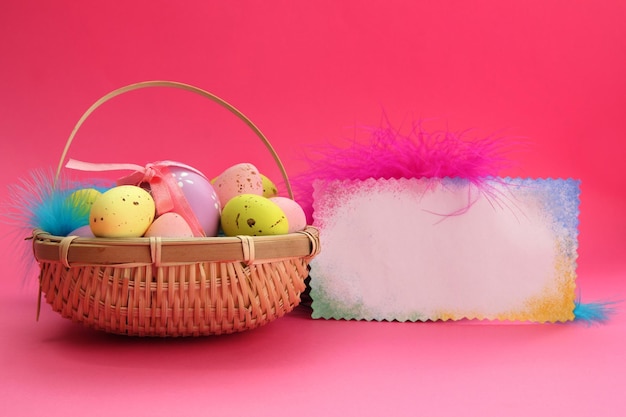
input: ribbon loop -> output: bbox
[66,158,207,237]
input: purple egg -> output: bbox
[168,166,221,236]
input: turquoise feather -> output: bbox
[574,299,618,324]
[5,168,111,236]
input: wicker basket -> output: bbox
[32,81,321,337]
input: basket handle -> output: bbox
[56,80,293,198]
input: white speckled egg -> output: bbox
[144,212,194,238]
[90,185,155,238]
[269,197,307,233]
[212,163,263,206]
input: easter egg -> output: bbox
[90,185,155,238]
[269,197,307,233]
[261,174,278,198]
[67,188,102,216]
[144,212,194,238]
[212,163,263,206]
[220,194,289,236]
[68,225,95,238]
[168,166,221,237]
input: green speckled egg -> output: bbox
[90,185,155,237]
[220,194,288,236]
[67,188,102,217]
[260,174,278,198]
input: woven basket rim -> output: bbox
[33,226,320,267]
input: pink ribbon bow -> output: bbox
[66,159,206,237]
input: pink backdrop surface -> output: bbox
[1,1,625,416]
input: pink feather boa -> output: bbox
[291,120,517,224]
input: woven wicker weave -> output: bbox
[32,81,320,337]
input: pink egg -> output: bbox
[144,212,194,238]
[212,163,263,206]
[269,197,307,233]
[169,166,221,237]
[68,225,95,237]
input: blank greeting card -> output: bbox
[310,177,579,322]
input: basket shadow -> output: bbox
[40,305,315,372]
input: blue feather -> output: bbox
[574,299,619,324]
[4,168,111,237]
[2,168,110,286]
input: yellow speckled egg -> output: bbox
[90,185,155,238]
[67,188,102,216]
[220,194,288,236]
[260,174,278,198]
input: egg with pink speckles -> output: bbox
[212,163,263,206]
[169,166,221,237]
[144,212,194,238]
[269,197,307,233]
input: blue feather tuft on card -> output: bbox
[573,299,619,324]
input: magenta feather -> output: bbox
[292,120,517,223]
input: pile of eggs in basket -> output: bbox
[67,162,306,238]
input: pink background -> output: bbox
[1,1,625,416]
